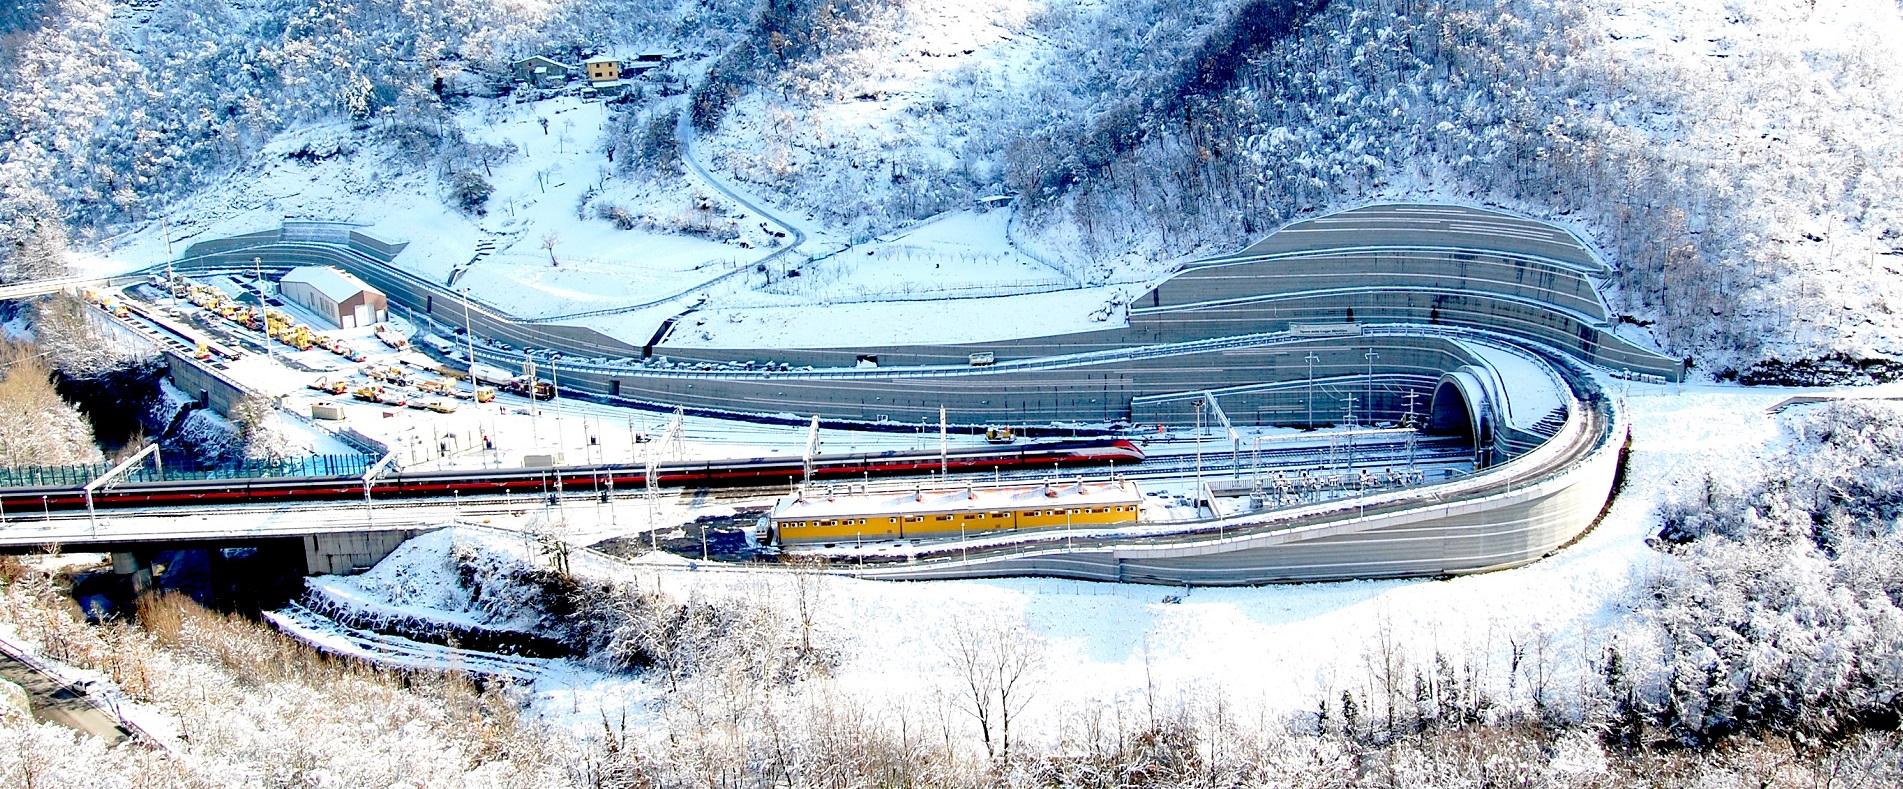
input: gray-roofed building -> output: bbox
[511,55,573,88]
[279,266,387,329]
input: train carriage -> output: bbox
[0,439,1145,513]
[769,478,1144,545]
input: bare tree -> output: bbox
[939,614,1045,764]
[942,616,999,760]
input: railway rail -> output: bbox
[0,439,1145,515]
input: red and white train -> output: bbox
[0,439,1145,512]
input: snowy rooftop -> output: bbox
[770,479,1143,521]
[281,265,380,304]
[583,56,619,65]
[1457,341,1566,430]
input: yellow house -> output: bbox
[584,56,622,82]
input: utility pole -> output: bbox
[161,215,177,309]
[550,360,565,459]
[939,405,948,477]
[252,257,272,361]
[1305,352,1321,430]
[1364,348,1379,426]
[1403,389,1421,476]
[1192,398,1206,513]
[460,287,480,403]
[1341,395,1357,477]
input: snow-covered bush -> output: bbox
[1017,0,1903,368]
[1640,401,1903,744]
[0,341,101,466]
[0,561,591,785]
[0,0,756,233]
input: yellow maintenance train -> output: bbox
[768,479,1144,544]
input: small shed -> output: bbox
[279,266,388,329]
[582,79,630,98]
[511,56,573,88]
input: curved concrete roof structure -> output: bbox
[153,204,1671,584]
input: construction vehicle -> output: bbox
[474,388,495,403]
[306,377,349,395]
[281,324,317,351]
[375,324,409,350]
[366,366,410,386]
[425,400,459,414]
[985,426,1018,444]
[505,378,556,401]
[351,385,406,406]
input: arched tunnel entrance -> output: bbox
[1427,370,1490,466]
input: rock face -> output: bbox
[0,676,30,724]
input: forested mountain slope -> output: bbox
[693,0,1903,374]
[2,0,1899,375]
[0,0,753,267]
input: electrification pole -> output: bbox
[1364,348,1379,425]
[1304,352,1320,430]
[252,257,272,361]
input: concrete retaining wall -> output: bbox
[160,348,250,415]
[163,204,1680,432]
[859,397,1621,585]
[303,528,439,576]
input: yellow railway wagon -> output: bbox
[770,480,1143,545]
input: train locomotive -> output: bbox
[0,439,1145,514]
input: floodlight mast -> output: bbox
[801,415,822,486]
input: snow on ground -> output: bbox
[0,624,182,750]
[1458,340,1567,429]
[400,96,772,319]
[744,209,1071,304]
[665,283,1127,348]
[277,380,1903,746]
[306,528,547,635]
[89,95,772,324]
[656,206,1137,349]
[517,380,1893,739]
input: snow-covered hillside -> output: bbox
[8,0,1902,367]
[690,0,1903,371]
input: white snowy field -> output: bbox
[270,378,999,472]
[82,98,1129,349]
[84,96,774,322]
[662,283,1127,348]
[295,379,1901,745]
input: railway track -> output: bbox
[840,359,1615,575]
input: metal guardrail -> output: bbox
[0,454,374,488]
[0,632,164,748]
